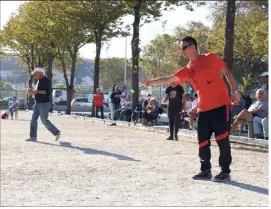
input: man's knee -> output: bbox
[40,118,48,124]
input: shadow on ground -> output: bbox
[34,141,141,162]
[220,180,268,195]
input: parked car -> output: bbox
[71,97,92,106]
[0,97,12,105]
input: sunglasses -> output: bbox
[181,43,194,51]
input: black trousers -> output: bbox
[142,112,157,121]
[95,106,104,119]
[168,110,181,136]
[197,105,232,173]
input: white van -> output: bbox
[52,89,67,105]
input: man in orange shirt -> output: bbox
[94,88,104,119]
[141,36,240,182]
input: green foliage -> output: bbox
[53,83,66,89]
[208,1,268,78]
[0,3,48,73]
[141,34,180,78]
[239,73,253,93]
[142,21,211,79]
[99,58,128,85]
[0,81,14,90]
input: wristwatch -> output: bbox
[231,89,239,95]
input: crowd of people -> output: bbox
[93,70,269,142]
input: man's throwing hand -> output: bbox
[140,80,150,87]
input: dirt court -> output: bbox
[0,112,269,206]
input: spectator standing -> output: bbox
[259,72,268,103]
[164,82,184,140]
[120,85,131,107]
[188,93,199,130]
[110,86,121,112]
[8,95,20,120]
[94,88,104,119]
[109,85,116,120]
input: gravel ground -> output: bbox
[0,112,269,206]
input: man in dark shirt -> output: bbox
[110,86,122,111]
[164,82,184,140]
[26,67,61,142]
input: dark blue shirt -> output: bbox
[35,76,50,103]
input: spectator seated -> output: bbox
[141,98,160,126]
[230,92,246,119]
[230,89,268,137]
[113,95,132,122]
[131,98,144,123]
[253,114,268,140]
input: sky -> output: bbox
[1,1,212,59]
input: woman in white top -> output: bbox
[188,93,199,130]
[183,93,192,113]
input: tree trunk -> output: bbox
[46,47,54,113]
[223,0,236,92]
[66,51,77,115]
[27,75,33,110]
[224,0,235,71]
[66,86,72,115]
[91,31,102,117]
[131,0,142,110]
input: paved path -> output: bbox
[0,112,268,206]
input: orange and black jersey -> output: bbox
[174,53,231,112]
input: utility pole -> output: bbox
[124,36,127,85]
[159,20,167,105]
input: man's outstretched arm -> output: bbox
[140,74,180,86]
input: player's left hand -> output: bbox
[31,91,37,96]
[26,88,33,94]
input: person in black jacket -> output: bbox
[110,86,122,111]
[243,90,252,110]
[164,82,184,140]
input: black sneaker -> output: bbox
[174,134,179,141]
[166,135,174,140]
[109,123,116,126]
[192,170,212,180]
[212,171,231,182]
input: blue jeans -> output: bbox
[30,102,60,138]
[253,116,268,138]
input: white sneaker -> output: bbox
[55,132,61,141]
